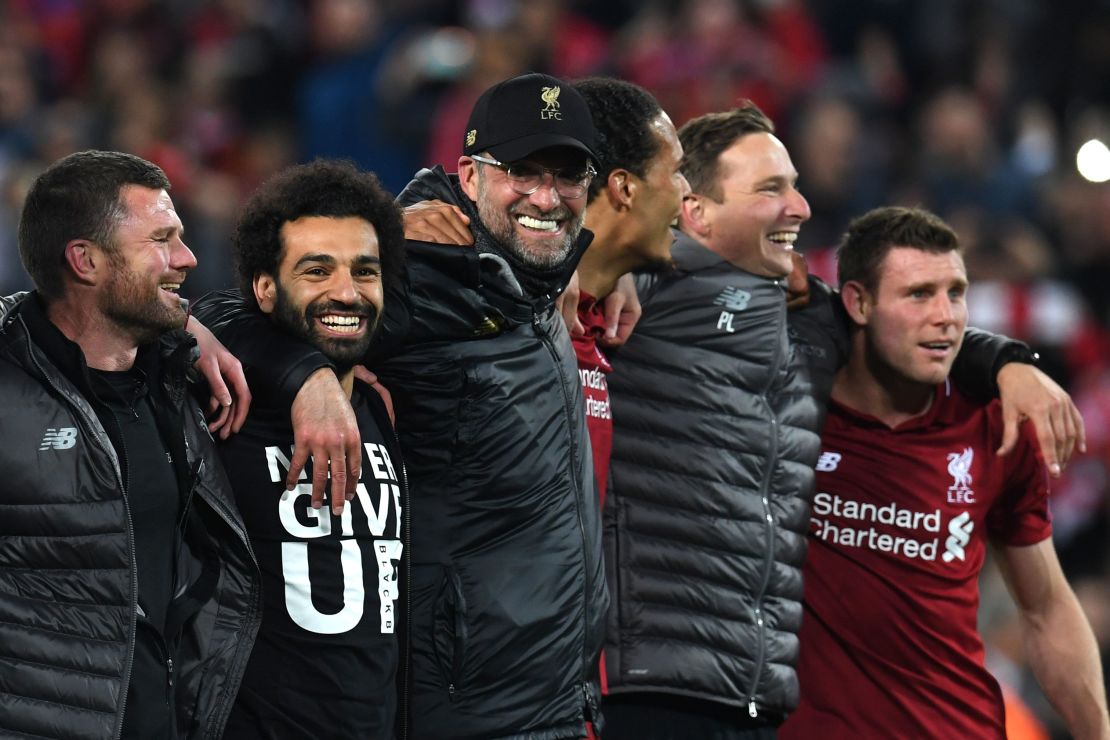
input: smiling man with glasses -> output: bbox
[448,74,598,284]
[191,72,608,739]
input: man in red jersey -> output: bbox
[780,206,1110,739]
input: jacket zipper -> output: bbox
[21,319,137,740]
[534,309,593,717]
[745,289,787,720]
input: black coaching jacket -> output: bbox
[0,292,261,739]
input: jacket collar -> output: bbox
[13,292,191,402]
[668,228,730,273]
[399,166,594,304]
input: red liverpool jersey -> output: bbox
[573,292,614,506]
[780,381,1051,740]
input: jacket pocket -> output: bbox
[431,566,468,701]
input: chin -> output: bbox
[913,367,952,386]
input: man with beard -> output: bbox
[193,161,408,739]
[192,73,607,739]
[0,150,260,738]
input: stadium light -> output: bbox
[1076,138,1110,183]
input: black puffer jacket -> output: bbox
[604,232,844,721]
[0,293,261,739]
[604,231,1022,721]
[194,167,608,740]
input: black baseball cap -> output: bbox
[463,72,598,163]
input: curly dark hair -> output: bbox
[678,102,774,202]
[837,206,960,291]
[233,159,405,307]
[19,150,170,299]
[574,77,665,203]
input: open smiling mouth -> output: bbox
[316,314,366,335]
[920,341,954,355]
[159,282,181,296]
[515,214,561,233]
[768,232,798,248]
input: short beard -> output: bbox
[99,252,186,345]
[476,167,583,269]
[271,282,379,374]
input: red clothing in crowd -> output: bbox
[781,382,1052,740]
[573,292,614,507]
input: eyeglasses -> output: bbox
[471,154,596,199]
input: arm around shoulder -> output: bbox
[191,289,335,407]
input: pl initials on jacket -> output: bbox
[0,293,261,739]
[604,230,844,720]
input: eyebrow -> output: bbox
[904,276,969,292]
[151,224,184,239]
[292,253,382,269]
[754,173,798,188]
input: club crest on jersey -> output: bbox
[946,447,975,504]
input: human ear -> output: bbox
[63,240,99,286]
[680,194,710,238]
[458,157,479,201]
[253,273,277,314]
[606,169,634,211]
[841,280,872,325]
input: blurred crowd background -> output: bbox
[2,0,1109,736]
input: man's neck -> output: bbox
[578,203,638,299]
[46,296,139,371]
[832,349,937,428]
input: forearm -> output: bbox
[952,327,1035,401]
[1022,592,1110,739]
[191,290,333,405]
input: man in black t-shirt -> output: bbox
[195,160,408,739]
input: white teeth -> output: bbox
[516,215,558,231]
[319,315,361,334]
[159,283,181,292]
[767,232,798,245]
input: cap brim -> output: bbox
[486,134,597,163]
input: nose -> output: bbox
[528,176,562,211]
[932,293,957,324]
[328,270,360,304]
[677,172,692,202]
[786,186,811,223]
[171,238,197,271]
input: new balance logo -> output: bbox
[816,451,842,472]
[713,286,751,312]
[941,511,974,563]
[40,427,77,450]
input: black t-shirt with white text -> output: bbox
[219,381,404,739]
